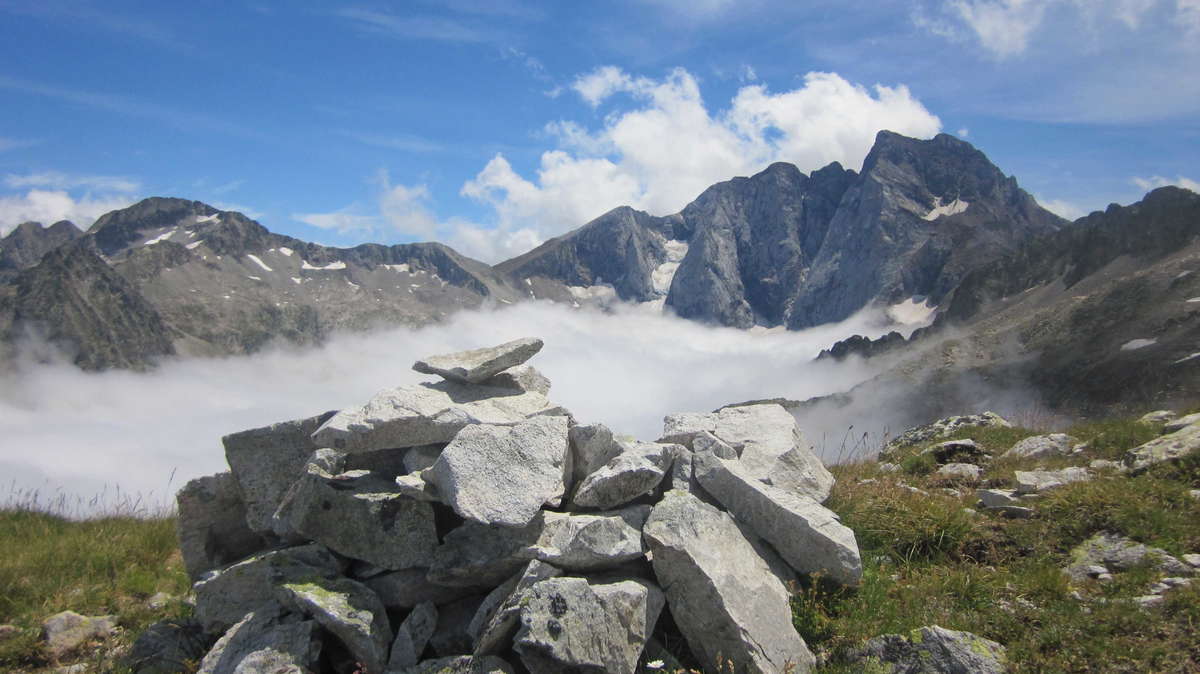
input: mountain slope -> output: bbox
[0,220,83,278]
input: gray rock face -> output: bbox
[568,424,625,486]
[221,411,336,535]
[276,456,438,570]
[571,442,673,510]
[388,602,438,671]
[513,576,664,674]
[1139,410,1178,425]
[661,403,833,502]
[882,412,1010,456]
[1014,467,1091,494]
[847,625,1007,674]
[311,380,558,453]
[364,568,475,610]
[392,655,516,674]
[430,594,487,656]
[934,463,982,484]
[1126,420,1200,472]
[196,608,320,674]
[480,364,552,395]
[976,489,1021,508]
[403,445,444,473]
[527,507,650,571]
[413,338,544,384]
[425,416,570,527]
[1064,532,1194,583]
[193,544,343,634]
[1002,433,1078,460]
[40,611,117,658]
[642,490,816,674]
[693,451,862,586]
[277,576,392,674]
[428,521,544,589]
[176,472,268,581]
[471,560,564,656]
[125,618,214,674]
[1162,412,1200,434]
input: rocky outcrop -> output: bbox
[168,339,854,673]
[1125,417,1200,472]
[880,412,1010,458]
[846,625,1007,674]
[0,220,83,275]
[413,338,544,384]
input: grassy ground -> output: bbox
[799,412,1200,673]
[0,495,190,672]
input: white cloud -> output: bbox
[293,210,382,236]
[0,300,903,515]
[1132,174,1200,193]
[5,171,140,193]
[637,0,737,18]
[460,67,940,255]
[957,127,970,137]
[1177,0,1200,33]
[0,137,37,152]
[0,189,136,235]
[951,0,1048,58]
[379,181,440,240]
[1037,196,1088,220]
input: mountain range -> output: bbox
[2,130,1197,415]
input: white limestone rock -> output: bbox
[479,364,551,395]
[1002,434,1078,460]
[526,506,650,571]
[221,410,336,536]
[935,462,982,484]
[40,611,117,659]
[513,576,664,674]
[176,471,268,582]
[693,451,862,586]
[196,607,320,674]
[311,380,559,453]
[571,442,674,510]
[976,489,1021,508]
[425,416,570,527]
[661,404,833,502]
[276,576,392,674]
[1162,412,1200,434]
[1126,420,1200,472]
[275,455,437,570]
[567,424,625,486]
[1014,467,1091,495]
[642,490,816,674]
[193,544,343,635]
[470,560,563,656]
[413,337,544,384]
[388,602,438,671]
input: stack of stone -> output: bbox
[169,338,863,674]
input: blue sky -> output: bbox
[1,0,1197,262]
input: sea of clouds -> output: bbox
[0,299,920,516]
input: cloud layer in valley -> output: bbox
[0,300,916,516]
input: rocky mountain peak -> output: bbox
[88,197,221,257]
[0,219,84,275]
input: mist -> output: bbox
[0,300,912,515]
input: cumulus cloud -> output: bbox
[1132,174,1200,193]
[950,0,1048,58]
[0,189,136,235]
[293,210,382,236]
[1036,196,1088,220]
[0,300,911,515]
[4,171,140,193]
[460,67,940,257]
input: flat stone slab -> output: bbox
[193,544,344,634]
[413,338,544,384]
[221,410,336,535]
[425,416,570,527]
[276,456,437,570]
[1014,467,1091,494]
[513,576,664,674]
[196,607,320,674]
[694,451,861,586]
[976,489,1021,508]
[1126,421,1200,472]
[176,471,268,581]
[642,489,816,674]
[660,403,833,502]
[277,576,392,674]
[312,380,558,453]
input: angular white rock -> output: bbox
[413,337,544,384]
[1014,467,1091,494]
[425,416,570,527]
[176,472,267,581]
[197,607,320,674]
[470,560,563,656]
[694,451,861,586]
[276,576,392,674]
[642,490,816,674]
[1002,434,1078,460]
[1126,421,1200,472]
[480,364,552,395]
[312,380,559,453]
[571,442,674,510]
[513,577,664,674]
[526,506,650,571]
